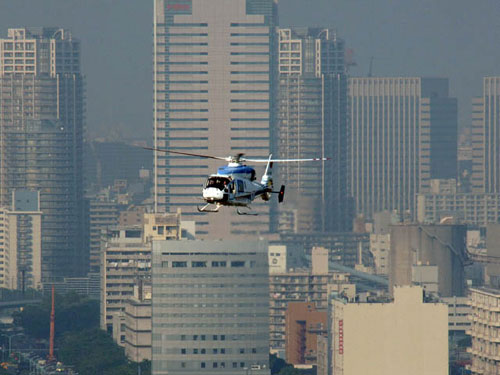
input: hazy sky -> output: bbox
[0,0,499,140]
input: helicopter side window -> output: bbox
[237,180,244,193]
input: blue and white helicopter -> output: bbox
[146,148,329,215]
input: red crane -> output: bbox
[47,285,55,362]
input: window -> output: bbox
[240,362,245,368]
[193,349,198,354]
[181,362,186,368]
[212,261,227,267]
[221,348,226,354]
[213,363,218,368]
[201,348,206,354]
[201,335,206,341]
[181,335,186,340]
[192,261,207,267]
[172,261,187,268]
[181,349,186,354]
[221,335,226,341]
[193,335,198,340]
[233,363,238,368]
[240,348,245,354]
[231,261,245,267]
[252,348,257,353]
[201,363,206,368]
[213,335,218,340]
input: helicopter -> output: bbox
[145,147,329,215]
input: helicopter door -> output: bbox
[237,180,245,195]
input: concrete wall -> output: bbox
[389,224,466,297]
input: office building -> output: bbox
[472,77,500,193]
[84,195,119,274]
[467,287,500,374]
[0,190,42,289]
[389,224,467,297]
[269,267,354,353]
[100,212,182,336]
[152,240,270,375]
[153,0,277,238]
[328,286,448,375]
[417,191,500,225]
[349,77,457,218]
[0,28,84,281]
[277,28,350,233]
[285,302,327,366]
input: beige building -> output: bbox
[100,212,182,336]
[369,233,390,275]
[467,287,500,374]
[124,282,152,362]
[0,190,42,290]
[329,286,448,375]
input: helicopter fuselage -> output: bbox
[202,164,270,207]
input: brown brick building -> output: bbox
[285,302,327,365]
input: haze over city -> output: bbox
[1,0,498,137]
[0,0,499,374]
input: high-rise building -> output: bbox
[0,28,84,281]
[277,28,350,233]
[472,77,500,193]
[349,77,457,219]
[153,0,277,238]
[151,240,270,375]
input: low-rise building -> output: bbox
[328,286,448,375]
[100,212,182,337]
[124,282,152,362]
[285,302,327,365]
[270,270,353,353]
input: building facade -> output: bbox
[277,28,350,233]
[285,301,327,366]
[269,269,353,353]
[471,77,500,193]
[0,28,85,281]
[329,286,448,375]
[467,287,500,374]
[152,240,270,375]
[153,0,277,238]
[349,77,457,219]
[100,212,182,336]
[0,190,42,289]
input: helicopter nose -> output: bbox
[203,187,224,201]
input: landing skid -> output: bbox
[236,207,258,216]
[197,203,221,213]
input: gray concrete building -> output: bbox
[349,77,457,219]
[472,77,500,193]
[389,224,467,297]
[153,0,277,238]
[277,27,350,233]
[152,240,270,375]
[0,28,85,281]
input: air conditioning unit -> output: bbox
[251,365,261,370]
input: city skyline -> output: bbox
[0,0,497,138]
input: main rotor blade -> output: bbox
[244,157,331,163]
[144,147,228,161]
